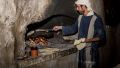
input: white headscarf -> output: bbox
[75,0,92,11]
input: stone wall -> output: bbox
[90,0,104,19]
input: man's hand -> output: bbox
[74,38,86,50]
[52,26,62,31]
[79,38,86,43]
[74,38,86,45]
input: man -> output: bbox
[53,0,106,68]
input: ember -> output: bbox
[22,36,49,58]
[29,36,48,47]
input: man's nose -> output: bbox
[76,7,79,11]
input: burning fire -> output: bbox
[29,36,48,47]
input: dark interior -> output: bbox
[103,0,120,67]
[25,14,75,41]
[104,0,120,27]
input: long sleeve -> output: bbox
[94,17,106,46]
[62,21,78,36]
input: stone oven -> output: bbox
[12,0,79,67]
[24,14,76,54]
[16,14,78,68]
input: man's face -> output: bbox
[75,4,85,14]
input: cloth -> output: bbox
[74,40,86,50]
[62,15,92,38]
[75,0,92,11]
[87,11,94,16]
[62,13,106,68]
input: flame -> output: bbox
[29,36,48,47]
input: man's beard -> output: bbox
[76,11,84,15]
